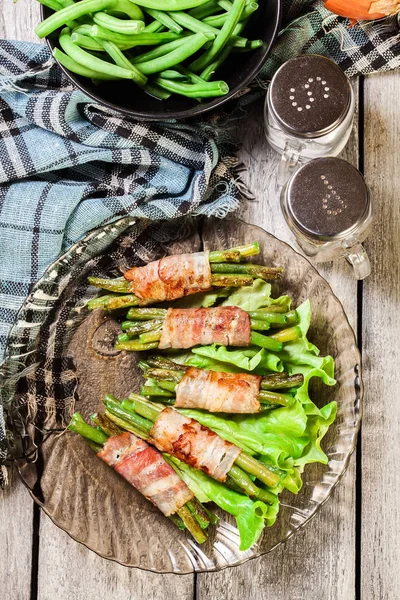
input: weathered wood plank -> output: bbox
[362,71,400,600]
[1,2,360,596]
[197,94,359,600]
[0,0,41,44]
[37,512,194,600]
[0,467,34,600]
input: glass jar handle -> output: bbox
[345,242,371,280]
[277,139,305,187]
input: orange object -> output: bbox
[324,0,388,21]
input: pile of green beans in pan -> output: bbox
[36,0,262,100]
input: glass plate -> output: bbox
[2,216,362,573]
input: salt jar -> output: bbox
[280,157,373,279]
[264,55,355,186]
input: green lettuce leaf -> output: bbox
[189,345,283,374]
[222,279,291,311]
[277,300,336,380]
[170,287,232,308]
[166,456,279,550]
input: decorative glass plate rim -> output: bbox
[5,215,363,574]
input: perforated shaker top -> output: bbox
[286,158,370,240]
[269,55,352,138]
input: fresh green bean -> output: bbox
[111,0,144,20]
[248,310,287,324]
[250,319,270,331]
[167,11,218,37]
[175,65,206,84]
[140,385,175,397]
[97,39,148,85]
[210,262,283,280]
[269,326,302,343]
[88,276,132,293]
[176,505,207,544]
[93,13,145,35]
[91,412,123,437]
[284,310,299,326]
[168,513,186,530]
[158,69,188,80]
[211,273,253,286]
[87,291,141,310]
[146,355,188,370]
[130,34,192,64]
[104,409,150,439]
[59,29,141,80]
[157,380,178,393]
[121,319,163,334]
[229,464,261,498]
[36,0,117,38]
[246,39,263,50]
[137,31,210,75]
[127,307,167,320]
[71,31,104,51]
[204,1,258,26]
[57,0,76,7]
[235,453,281,488]
[117,333,132,343]
[38,0,64,12]
[139,330,162,344]
[105,395,154,433]
[143,367,185,382]
[91,25,180,46]
[142,19,165,33]
[143,7,183,33]
[115,340,159,351]
[190,0,245,72]
[53,48,120,79]
[186,499,210,529]
[258,305,287,314]
[250,331,283,352]
[261,372,304,390]
[106,400,153,432]
[68,412,108,445]
[155,77,229,97]
[209,242,259,262]
[189,0,219,19]
[258,390,295,407]
[128,393,163,420]
[133,0,213,9]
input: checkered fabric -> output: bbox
[1,0,400,486]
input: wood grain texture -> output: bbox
[37,513,194,600]
[1,0,41,43]
[197,96,359,600]
[0,3,361,597]
[362,71,400,600]
[0,467,34,600]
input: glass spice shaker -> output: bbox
[280,157,373,279]
[264,55,355,186]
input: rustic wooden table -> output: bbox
[2,3,399,599]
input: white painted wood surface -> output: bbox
[1,3,398,599]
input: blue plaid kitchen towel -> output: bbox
[1,0,400,485]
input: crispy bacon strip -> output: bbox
[97,431,193,516]
[175,367,261,413]
[159,306,251,350]
[150,407,242,482]
[123,252,212,302]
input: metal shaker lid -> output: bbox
[269,55,352,138]
[285,157,370,240]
